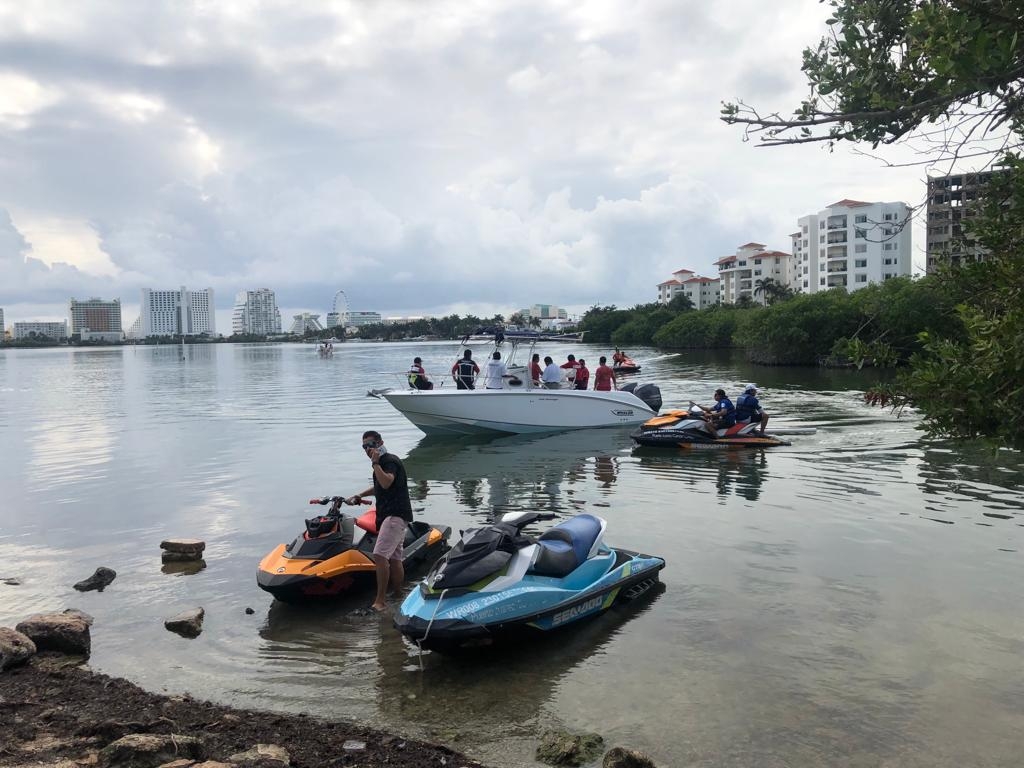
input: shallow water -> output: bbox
[1,343,1022,767]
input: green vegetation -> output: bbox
[719,0,1024,444]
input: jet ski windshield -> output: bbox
[424,520,533,592]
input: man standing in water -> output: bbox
[346,430,412,612]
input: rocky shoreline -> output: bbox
[0,653,486,768]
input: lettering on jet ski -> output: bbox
[611,409,635,416]
[551,594,605,627]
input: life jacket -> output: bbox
[735,393,761,422]
[455,358,476,379]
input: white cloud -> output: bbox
[0,0,937,325]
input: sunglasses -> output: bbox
[362,442,378,450]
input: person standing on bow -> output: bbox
[529,353,543,387]
[593,356,617,391]
[574,359,590,390]
[483,350,508,389]
[346,430,412,613]
[451,349,479,389]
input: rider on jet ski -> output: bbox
[695,389,736,436]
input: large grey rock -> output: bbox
[536,730,605,767]
[16,611,91,656]
[164,608,204,638]
[160,539,206,555]
[228,743,290,767]
[99,734,205,768]
[0,626,37,670]
[603,747,659,768]
[74,567,117,592]
[62,608,95,625]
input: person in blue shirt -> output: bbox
[697,388,735,436]
[735,383,769,435]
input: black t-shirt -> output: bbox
[373,453,413,529]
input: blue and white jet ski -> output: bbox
[394,511,665,651]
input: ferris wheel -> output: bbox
[327,290,349,328]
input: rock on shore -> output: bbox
[74,566,117,592]
[15,611,92,656]
[164,608,205,638]
[0,626,36,670]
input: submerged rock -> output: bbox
[164,608,205,639]
[603,747,659,768]
[16,611,92,656]
[228,743,290,767]
[161,559,207,575]
[74,566,117,592]
[2,577,22,586]
[536,730,604,767]
[99,733,205,768]
[0,626,37,670]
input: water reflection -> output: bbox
[632,448,770,501]
[403,429,632,519]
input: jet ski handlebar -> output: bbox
[309,496,372,506]
[499,511,558,532]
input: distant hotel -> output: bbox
[127,287,216,339]
[69,297,122,342]
[792,199,911,293]
[657,269,720,308]
[289,313,324,334]
[925,170,1003,273]
[13,321,68,340]
[232,289,281,336]
[346,311,382,327]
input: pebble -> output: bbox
[342,741,366,751]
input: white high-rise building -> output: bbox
[130,287,216,338]
[0,308,4,338]
[793,200,912,293]
[714,243,793,304]
[232,289,282,336]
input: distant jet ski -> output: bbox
[631,405,791,449]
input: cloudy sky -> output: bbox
[0,0,935,329]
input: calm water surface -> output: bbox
[1,343,1022,767]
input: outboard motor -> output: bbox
[633,383,662,413]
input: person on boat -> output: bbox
[483,350,508,390]
[735,383,769,435]
[560,354,581,384]
[612,348,626,365]
[593,356,617,391]
[346,430,412,612]
[408,357,433,390]
[697,388,736,436]
[529,353,542,387]
[451,349,479,389]
[541,356,563,389]
[574,359,590,390]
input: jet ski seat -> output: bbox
[530,514,603,578]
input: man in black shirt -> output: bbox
[346,430,413,612]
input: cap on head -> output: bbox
[414,357,422,364]
[492,351,501,359]
[744,383,758,393]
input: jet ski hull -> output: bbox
[631,429,790,449]
[257,522,450,603]
[395,549,664,651]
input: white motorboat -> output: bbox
[382,386,662,435]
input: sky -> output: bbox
[0,0,940,330]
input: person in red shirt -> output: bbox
[529,353,542,387]
[593,356,617,391]
[560,354,581,386]
[574,359,590,390]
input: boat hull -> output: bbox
[382,389,658,435]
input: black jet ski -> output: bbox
[257,496,451,603]
[394,511,665,652]
[631,405,790,449]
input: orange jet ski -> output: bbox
[257,496,451,602]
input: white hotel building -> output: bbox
[128,287,216,338]
[13,321,68,340]
[793,200,912,293]
[656,268,721,309]
[232,289,282,336]
[714,243,793,304]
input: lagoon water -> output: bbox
[1,342,1022,767]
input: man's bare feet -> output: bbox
[370,602,388,613]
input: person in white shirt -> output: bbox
[483,350,508,389]
[541,356,563,389]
